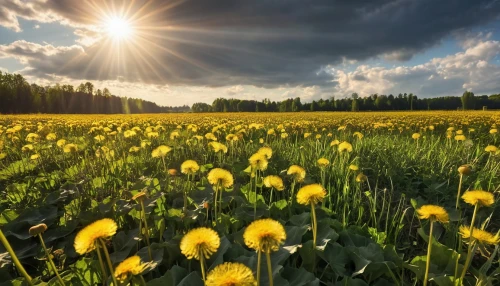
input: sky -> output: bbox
[1,0,500,107]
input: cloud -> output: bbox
[33,24,40,29]
[0,0,499,89]
[331,39,500,97]
[225,85,244,95]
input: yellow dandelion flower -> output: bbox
[0,153,6,160]
[356,173,367,183]
[63,143,78,153]
[114,256,147,281]
[56,139,66,147]
[129,146,141,153]
[94,135,105,142]
[248,153,268,171]
[304,133,311,139]
[490,128,498,134]
[207,168,234,189]
[317,158,330,168]
[263,175,285,191]
[485,145,497,153]
[181,160,200,175]
[412,133,421,140]
[206,262,256,286]
[180,227,220,260]
[353,132,363,139]
[296,184,327,205]
[151,145,172,158]
[30,154,40,160]
[459,225,500,245]
[330,139,340,146]
[74,218,118,255]
[123,130,137,138]
[244,219,286,253]
[461,190,495,207]
[22,144,34,152]
[338,141,353,152]
[455,135,466,141]
[416,205,449,223]
[208,142,228,153]
[349,164,359,171]
[46,133,57,141]
[287,165,306,183]
[257,146,272,159]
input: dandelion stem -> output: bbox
[95,243,107,285]
[455,174,463,209]
[138,275,147,286]
[99,238,119,286]
[423,219,434,286]
[199,249,206,281]
[266,251,273,286]
[460,203,479,282]
[311,202,317,248]
[38,234,65,285]
[257,249,262,286]
[0,229,33,285]
[139,199,153,261]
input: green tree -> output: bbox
[461,91,475,110]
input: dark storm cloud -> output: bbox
[1,0,500,87]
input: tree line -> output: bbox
[0,72,189,114]
[192,91,500,112]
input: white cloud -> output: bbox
[330,39,500,98]
[225,85,244,95]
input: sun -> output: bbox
[105,16,133,41]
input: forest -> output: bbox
[0,72,189,114]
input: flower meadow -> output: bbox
[0,111,499,286]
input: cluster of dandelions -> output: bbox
[416,189,497,286]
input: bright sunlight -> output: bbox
[105,16,133,41]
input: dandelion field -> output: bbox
[0,111,499,286]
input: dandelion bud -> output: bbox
[131,191,146,201]
[168,169,178,176]
[457,165,472,176]
[29,223,48,236]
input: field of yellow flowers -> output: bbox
[0,111,499,286]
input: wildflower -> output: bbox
[208,142,228,153]
[0,153,6,160]
[462,190,495,207]
[244,219,286,253]
[356,173,367,183]
[353,132,363,139]
[287,165,306,183]
[131,191,147,201]
[181,160,200,175]
[281,133,288,139]
[412,133,421,140]
[304,133,311,138]
[205,262,256,286]
[416,205,449,223]
[63,143,78,153]
[22,144,34,152]
[94,135,105,142]
[170,131,180,140]
[317,158,330,168]
[455,135,466,141]
[485,145,497,153]
[296,184,327,205]
[180,227,220,260]
[257,146,272,159]
[168,169,178,176]
[349,164,359,171]
[205,133,217,141]
[74,218,118,255]
[338,141,353,152]
[248,153,268,171]
[30,154,40,160]
[207,168,234,189]
[459,226,500,245]
[123,130,137,138]
[490,128,498,134]
[56,139,66,147]
[151,145,172,158]
[330,139,340,146]
[147,132,159,138]
[263,175,285,191]
[46,133,57,141]
[129,146,141,153]
[114,256,147,281]
[267,129,275,135]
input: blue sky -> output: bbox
[1,0,500,106]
